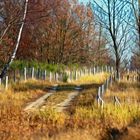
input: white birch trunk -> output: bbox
[0,0,29,79]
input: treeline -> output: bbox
[9,60,73,72]
[0,0,111,68]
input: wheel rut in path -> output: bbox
[24,92,54,111]
[55,91,79,112]
[24,85,82,112]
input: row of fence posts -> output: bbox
[0,66,114,90]
[107,69,140,83]
[96,69,140,109]
[0,76,8,90]
[97,75,113,108]
[96,71,121,109]
[66,66,114,82]
[122,69,140,82]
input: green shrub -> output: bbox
[62,72,68,82]
[10,60,67,73]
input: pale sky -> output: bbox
[79,0,90,4]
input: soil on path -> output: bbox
[55,91,79,112]
[24,92,54,111]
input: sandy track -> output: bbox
[24,92,54,111]
[55,91,79,112]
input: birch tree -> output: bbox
[0,1,22,65]
[0,0,29,79]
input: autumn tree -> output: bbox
[0,0,22,66]
[128,0,140,69]
[0,0,28,78]
[91,0,132,78]
[17,0,109,65]
[0,0,111,75]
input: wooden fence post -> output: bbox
[70,71,72,82]
[89,68,92,75]
[101,84,105,96]
[110,75,113,85]
[49,72,52,82]
[97,87,101,106]
[24,67,27,81]
[97,86,104,109]
[31,67,34,79]
[101,66,104,73]
[106,78,109,89]
[93,67,96,74]
[44,70,47,80]
[56,73,59,82]
[105,66,107,72]
[5,76,8,90]
[111,67,114,73]
[107,66,109,72]
[134,75,137,82]
[114,96,121,107]
[0,78,1,86]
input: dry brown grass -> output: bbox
[105,81,140,104]
[0,74,139,140]
[73,72,110,85]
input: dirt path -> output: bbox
[55,91,79,112]
[24,92,54,111]
[24,91,80,112]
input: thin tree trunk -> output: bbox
[98,23,102,65]
[116,56,120,79]
[0,0,29,79]
[0,24,11,43]
[138,0,140,50]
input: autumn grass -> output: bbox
[100,81,140,128]
[74,103,140,128]
[0,73,111,139]
[71,81,140,128]
[73,72,110,84]
[0,74,139,139]
[0,72,108,108]
[0,80,53,108]
[105,81,140,105]
[11,79,53,92]
[122,71,139,81]
[66,80,140,139]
